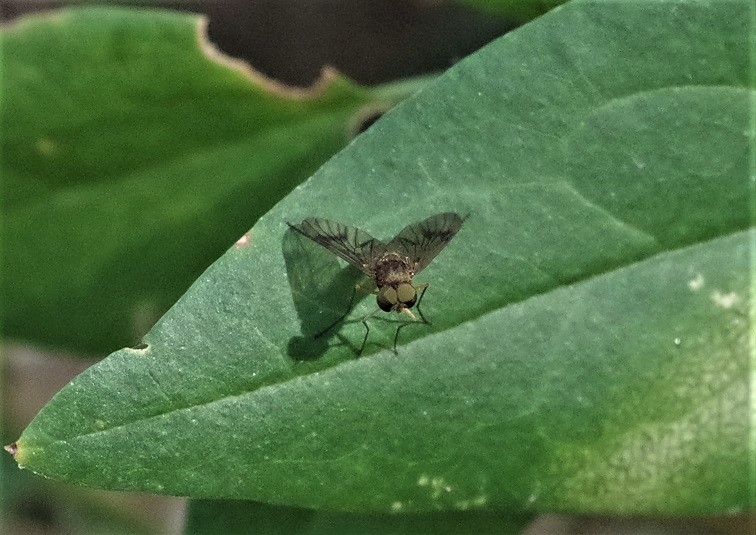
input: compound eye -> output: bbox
[396,283,417,307]
[377,286,397,312]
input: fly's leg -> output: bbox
[357,317,370,356]
[349,308,381,356]
[413,284,430,325]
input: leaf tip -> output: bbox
[4,442,18,458]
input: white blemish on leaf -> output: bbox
[417,475,429,486]
[390,501,403,512]
[688,273,704,291]
[711,290,739,309]
[455,495,487,510]
[429,477,452,498]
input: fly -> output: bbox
[287,212,466,353]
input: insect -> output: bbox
[287,212,466,353]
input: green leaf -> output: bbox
[10,0,753,514]
[0,7,421,353]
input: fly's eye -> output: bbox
[396,283,417,307]
[377,286,397,312]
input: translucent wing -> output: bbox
[288,217,386,276]
[387,212,465,274]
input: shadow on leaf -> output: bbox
[282,227,368,360]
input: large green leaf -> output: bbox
[0,7,420,353]
[9,0,753,515]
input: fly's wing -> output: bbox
[387,212,466,274]
[288,217,386,276]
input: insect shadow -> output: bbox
[282,227,370,360]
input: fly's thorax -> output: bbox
[373,253,417,313]
[372,252,414,288]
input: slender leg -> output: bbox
[357,318,370,356]
[414,284,430,325]
[392,323,405,355]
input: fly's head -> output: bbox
[377,283,417,313]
